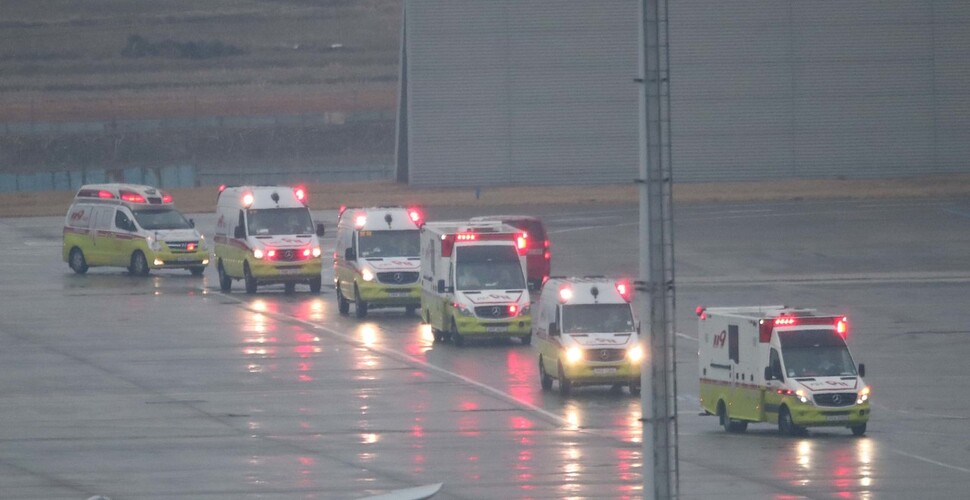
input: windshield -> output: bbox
[779,329,857,377]
[247,208,314,236]
[455,245,525,290]
[358,230,420,258]
[562,303,635,334]
[131,208,193,230]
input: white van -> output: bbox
[213,185,325,294]
[533,277,642,396]
[63,183,209,276]
[333,206,424,318]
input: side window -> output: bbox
[94,207,113,231]
[115,210,134,231]
[769,348,783,381]
[237,210,245,237]
[728,324,740,364]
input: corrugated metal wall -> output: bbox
[399,0,970,186]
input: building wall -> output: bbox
[399,0,970,186]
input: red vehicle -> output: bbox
[470,215,550,290]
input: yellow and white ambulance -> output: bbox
[533,277,642,396]
[333,206,424,318]
[697,305,871,436]
[420,220,532,346]
[213,185,324,294]
[62,183,209,276]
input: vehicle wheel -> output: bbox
[218,261,231,292]
[778,406,802,436]
[405,305,418,316]
[284,282,296,294]
[243,262,257,294]
[309,275,322,293]
[851,423,867,436]
[336,283,350,315]
[68,248,88,274]
[354,284,368,318]
[719,402,746,432]
[629,381,641,396]
[521,333,532,346]
[451,319,464,347]
[539,357,553,390]
[129,251,149,276]
[558,362,572,396]
[189,266,205,277]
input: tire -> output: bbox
[451,319,464,347]
[539,358,553,390]
[405,305,418,316]
[718,402,747,432]
[218,261,231,292]
[629,381,641,396]
[284,282,296,294]
[309,275,322,293]
[354,284,368,318]
[778,406,802,436]
[129,251,149,276]
[189,266,205,277]
[243,262,257,294]
[336,283,350,315]
[68,248,88,274]
[851,423,867,436]
[521,334,532,346]
[558,362,572,396]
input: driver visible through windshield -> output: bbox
[247,208,314,236]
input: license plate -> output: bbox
[826,414,850,422]
[175,257,196,262]
[593,367,618,375]
[486,326,508,333]
[388,292,411,298]
[279,268,302,275]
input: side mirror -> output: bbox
[764,366,774,381]
[549,322,560,336]
[345,248,356,261]
[234,226,245,239]
[189,218,195,228]
[316,223,325,237]
[858,363,866,378]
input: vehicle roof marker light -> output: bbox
[98,190,115,199]
[120,191,146,203]
[516,232,528,255]
[293,185,307,204]
[242,192,255,208]
[615,280,632,302]
[696,306,707,320]
[161,192,173,204]
[837,316,848,337]
[408,207,423,225]
[355,215,367,228]
[456,233,477,241]
[218,184,227,193]
[558,286,573,303]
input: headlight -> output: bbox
[565,347,583,364]
[627,345,644,363]
[253,248,264,259]
[857,386,871,404]
[311,246,322,258]
[361,268,374,281]
[452,302,474,316]
[795,389,810,404]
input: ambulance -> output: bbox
[333,206,424,318]
[62,183,209,276]
[213,185,325,294]
[533,277,642,396]
[420,220,531,346]
[697,305,871,436]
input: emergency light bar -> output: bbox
[758,315,849,342]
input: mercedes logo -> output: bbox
[831,394,842,404]
[491,306,501,317]
[393,272,403,283]
[600,349,609,361]
[283,249,294,259]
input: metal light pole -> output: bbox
[637,0,678,498]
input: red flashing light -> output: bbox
[98,190,115,199]
[836,316,849,337]
[293,185,307,204]
[509,304,518,315]
[186,242,196,252]
[775,316,797,326]
[354,215,367,228]
[302,248,312,257]
[543,250,551,260]
[266,249,277,260]
[408,207,424,226]
[338,205,347,217]
[615,280,632,302]
[696,306,707,320]
[456,233,478,241]
[242,192,255,208]
[218,184,227,193]
[544,240,550,248]
[161,192,173,204]
[558,286,573,303]
[120,191,146,203]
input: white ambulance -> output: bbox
[697,305,871,436]
[62,183,209,276]
[213,185,325,294]
[533,277,642,396]
[420,220,531,346]
[333,206,424,318]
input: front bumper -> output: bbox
[454,314,532,338]
[356,280,420,306]
[789,402,871,427]
[150,249,210,269]
[249,259,323,281]
[562,360,640,385]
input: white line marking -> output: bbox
[889,449,970,474]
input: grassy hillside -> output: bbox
[0,0,400,122]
